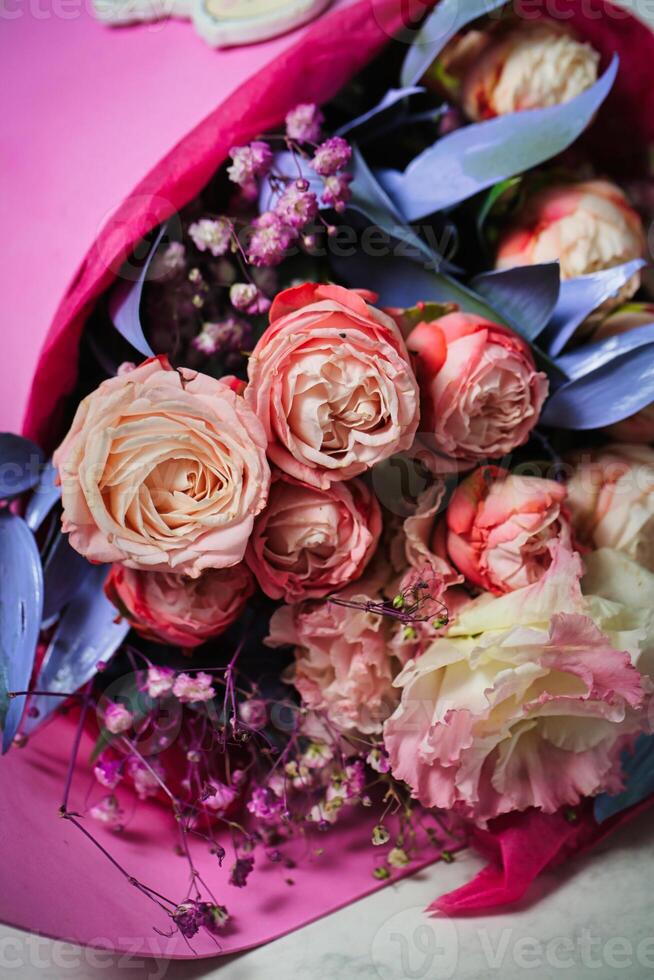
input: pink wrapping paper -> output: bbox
[2,0,654,953]
[0,719,463,956]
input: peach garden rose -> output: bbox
[246,472,382,603]
[245,283,420,489]
[53,357,270,576]
[495,180,645,289]
[406,312,548,464]
[566,444,654,571]
[451,20,599,121]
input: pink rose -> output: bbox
[446,466,570,593]
[53,357,270,576]
[266,595,400,734]
[245,283,420,489]
[105,562,255,649]
[384,543,651,826]
[591,304,654,443]
[440,20,599,122]
[567,444,654,571]
[406,313,547,463]
[496,180,645,289]
[246,472,382,603]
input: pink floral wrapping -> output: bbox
[2,0,654,955]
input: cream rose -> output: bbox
[567,444,654,571]
[245,283,420,489]
[496,180,645,288]
[460,21,599,120]
[54,357,270,576]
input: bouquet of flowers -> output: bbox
[2,0,654,956]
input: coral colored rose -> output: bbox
[105,562,255,649]
[245,472,381,603]
[440,20,599,122]
[591,304,654,443]
[446,466,570,594]
[245,283,420,489]
[406,313,548,463]
[53,357,270,576]
[266,593,400,734]
[495,180,645,292]
[384,543,652,826]
[567,444,654,571]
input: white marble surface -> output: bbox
[1,813,654,979]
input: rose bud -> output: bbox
[245,283,420,489]
[53,357,270,576]
[589,303,654,442]
[495,180,645,298]
[246,473,382,603]
[406,312,547,465]
[566,444,654,571]
[445,466,570,593]
[437,19,599,121]
[105,563,256,649]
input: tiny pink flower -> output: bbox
[149,240,186,280]
[321,173,352,211]
[274,184,318,230]
[145,665,175,699]
[229,282,271,315]
[247,786,283,821]
[172,671,215,703]
[191,317,251,356]
[127,757,163,801]
[188,218,232,257]
[94,755,123,789]
[239,698,267,729]
[104,702,133,735]
[366,748,390,774]
[247,212,296,267]
[117,361,137,376]
[285,103,324,143]
[203,781,238,813]
[342,760,366,799]
[300,742,333,770]
[89,795,125,829]
[310,137,352,177]
[227,141,273,186]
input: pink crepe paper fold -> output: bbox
[433,798,654,915]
